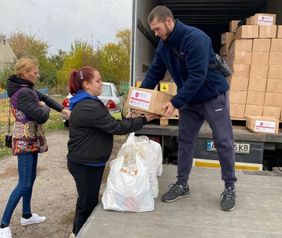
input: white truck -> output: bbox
[131,0,282,171]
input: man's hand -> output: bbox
[162,101,175,118]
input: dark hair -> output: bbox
[69,66,97,95]
[147,5,174,24]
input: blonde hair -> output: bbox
[15,57,39,77]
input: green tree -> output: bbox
[98,29,130,86]
[56,41,97,89]
[0,63,16,89]
[49,50,66,92]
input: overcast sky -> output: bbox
[0,0,132,55]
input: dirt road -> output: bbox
[0,129,126,238]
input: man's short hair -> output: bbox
[147,5,174,24]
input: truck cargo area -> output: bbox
[77,165,282,238]
[131,0,282,171]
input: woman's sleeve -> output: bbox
[78,102,147,135]
[36,90,64,112]
[17,88,50,124]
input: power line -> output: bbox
[23,0,99,37]
[106,0,131,24]
[117,0,132,14]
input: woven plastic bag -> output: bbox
[102,133,162,212]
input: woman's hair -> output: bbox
[15,57,39,77]
[69,66,97,95]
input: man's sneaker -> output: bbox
[20,213,46,226]
[221,187,236,211]
[161,183,190,203]
[0,227,12,238]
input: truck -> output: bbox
[131,0,282,171]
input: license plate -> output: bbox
[206,140,250,154]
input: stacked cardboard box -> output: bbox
[265,38,282,119]
[225,13,282,120]
[228,39,252,118]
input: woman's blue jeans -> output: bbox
[1,153,38,226]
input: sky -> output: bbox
[0,0,132,55]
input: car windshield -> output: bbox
[101,85,112,96]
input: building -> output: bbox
[0,34,16,71]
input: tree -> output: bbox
[8,32,57,89]
[98,29,130,86]
[8,32,48,60]
[56,41,97,89]
[0,63,15,89]
[49,50,66,92]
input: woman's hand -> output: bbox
[126,110,140,118]
[145,113,161,122]
[61,109,71,119]
[39,101,46,106]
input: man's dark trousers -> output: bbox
[176,92,237,189]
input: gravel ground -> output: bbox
[0,129,126,238]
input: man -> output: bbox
[140,5,237,211]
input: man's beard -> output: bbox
[162,22,172,40]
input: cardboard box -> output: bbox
[229,90,247,104]
[244,105,263,117]
[219,44,229,56]
[259,25,277,38]
[264,93,282,107]
[221,32,235,46]
[268,65,282,79]
[230,104,245,118]
[246,13,276,25]
[228,76,249,91]
[229,52,252,65]
[251,52,269,65]
[252,39,271,52]
[248,77,267,92]
[229,20,240,32]
[250,64,269,79]
[232,64,251,78]
[266,79,282,93]
[277,25,282,38]
[270,39,282,52]
[229,39,253,52]
[263,106,281,119]
[247,91,265,105]
[135,80,142,87]
[269,52,282,65]
[236,25,258,39]
[246,116,279,134]
[159,82,177,96]
[127,87,172,115]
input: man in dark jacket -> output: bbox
[141,5,237,211]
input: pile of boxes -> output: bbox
[220,13,282,121]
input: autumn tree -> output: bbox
[8,32,57,88]
[98,29,130,87]
[56,41,97,90]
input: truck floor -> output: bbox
[77,165,282,238]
